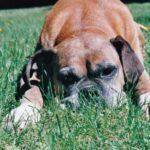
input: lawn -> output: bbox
[0,3,150,150]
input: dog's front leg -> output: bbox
[4,49,55,130]
[136,71,150,119]
[4,57,45,130]
[4,85,43,131]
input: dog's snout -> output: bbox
[80,88,99,99]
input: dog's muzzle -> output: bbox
[60,78,126,110]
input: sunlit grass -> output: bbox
[0,3,150,149]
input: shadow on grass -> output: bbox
[0,0,57,9]
[0,0,149,9]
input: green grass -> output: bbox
[0,3,150,150]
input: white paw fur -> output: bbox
[139,92,150,119]
[4,102,40,130]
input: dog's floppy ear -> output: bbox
[16,48,57,99]
[110,35,144,84]
[26,48,57,87]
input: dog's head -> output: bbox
[27,33,144,109]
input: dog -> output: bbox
[4,0,150,130]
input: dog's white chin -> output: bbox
[102,86,126,108]
[3,101,40,131]
[104,92,126,108]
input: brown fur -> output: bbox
[40,0,144,61]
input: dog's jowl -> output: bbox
[4,0,150,130]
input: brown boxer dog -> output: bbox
[4,0,150,130]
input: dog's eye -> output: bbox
[100,65,117,78]
[59,68,80,85]
[59,73,80,85]
[89,64,117,79]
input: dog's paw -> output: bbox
[3,102,40,131]
[139,93,150,120]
